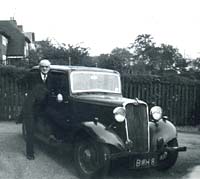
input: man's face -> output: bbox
[39,64,50,74]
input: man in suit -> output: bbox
[21,59,51,160]
[38,59,51,85]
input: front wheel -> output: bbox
[157,138,178,170]
[74,140,110,179]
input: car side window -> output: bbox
[50,72,69,98]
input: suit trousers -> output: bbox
[25,114,35,156]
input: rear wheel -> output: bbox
[157,138,178,170]
[74,139,110,179]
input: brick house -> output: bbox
[0,19,35,66]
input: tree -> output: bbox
[67,44,89,66]
[96,48,132,72]
[128,34,187,75]
[157,44,187,74]
[192,58,200,71]
[28,39,67,66]
[28,39,90,66]
[129,34,156,65]
[96,54,112,69]
[183,58,200,80]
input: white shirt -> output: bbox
[41,73,47,82]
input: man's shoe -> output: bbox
[27,154,35,160]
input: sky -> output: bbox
[1,0,200,58]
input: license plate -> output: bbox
[132,155,157,169]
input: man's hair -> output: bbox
[39,59,51,67]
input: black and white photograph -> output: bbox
[0,0,200,179]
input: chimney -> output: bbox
[10,17,17,27]
[17,25,23,32]
[24,32,35,42]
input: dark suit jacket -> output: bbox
[18,71,54,93]
[18,71,54,122]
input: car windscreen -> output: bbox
[70,71,121,94]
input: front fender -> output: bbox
[80,121,125,151]
[149,119,177,151]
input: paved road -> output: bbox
[0,121,200,179]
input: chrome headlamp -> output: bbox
[113,107,126,122]
[150,106,163,121]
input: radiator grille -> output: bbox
[125,103,149,153]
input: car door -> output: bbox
[45,71,71,127]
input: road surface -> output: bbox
[0,121,199,179]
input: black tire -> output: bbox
[22,122,27,141]
[157,138,178,170]
[74,140,110,179]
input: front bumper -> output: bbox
[109,145,187,160]
[165,146,187,152]
[108,145,186,169]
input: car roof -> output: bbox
[32,65,120,74]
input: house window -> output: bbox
[24,42,29,57]
[2,36,8,46]
[2,55,7,65]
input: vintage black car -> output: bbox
[21,65,186,179]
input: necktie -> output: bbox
[43,74,47,82]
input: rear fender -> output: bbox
[150,119,177,150]
[77,121,125,151]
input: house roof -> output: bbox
[0,20,29,56]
